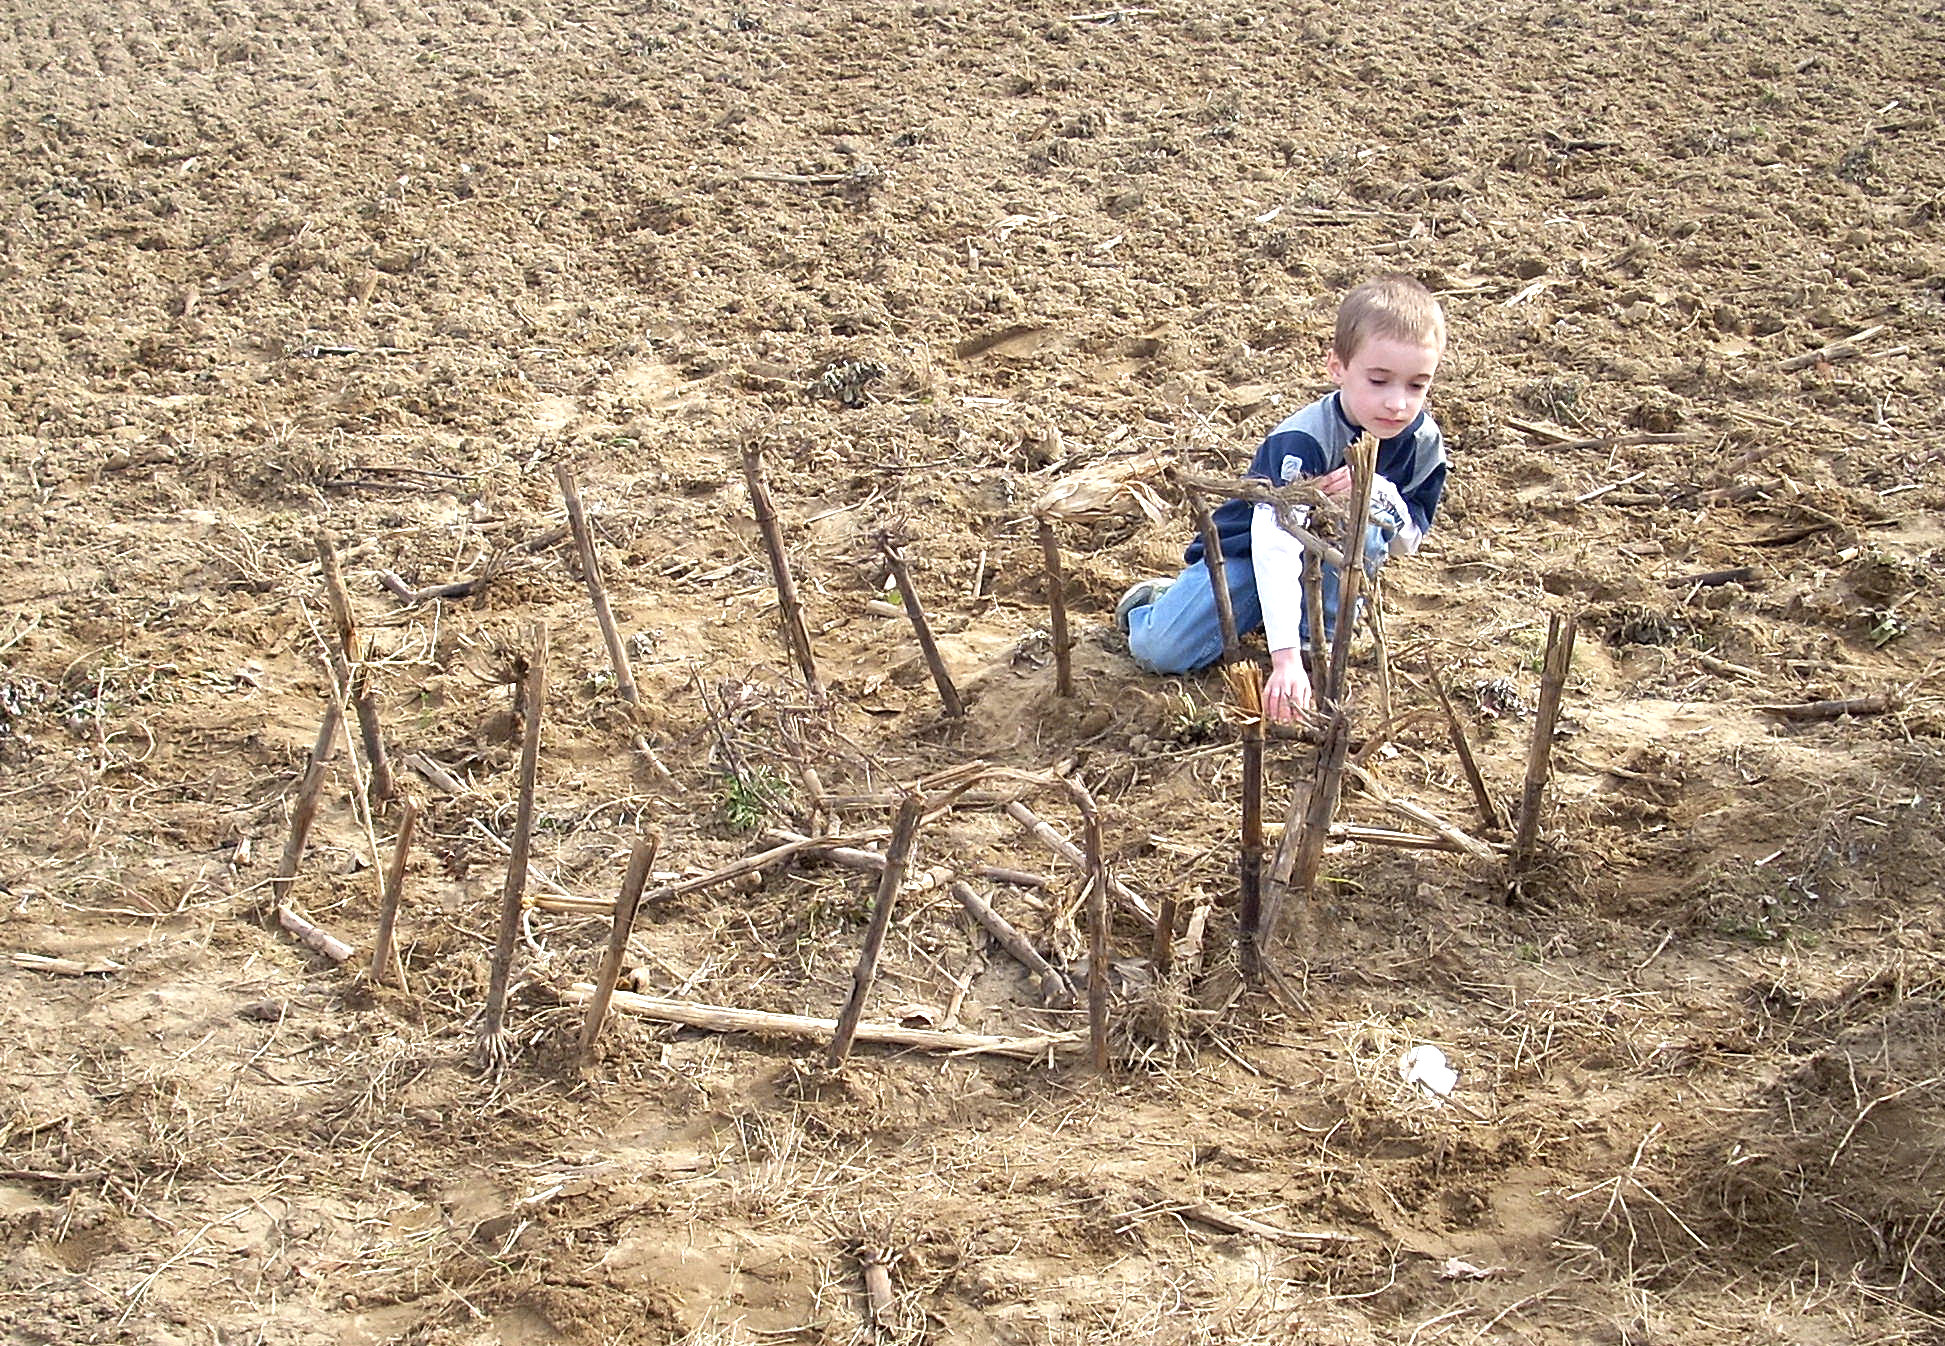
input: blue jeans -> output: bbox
[1126,526,1390,675]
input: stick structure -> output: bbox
[879,534,964,717]
[555,466,640,706]
[741,444,823,700]
[1510,613,1577,881]
[1303,547,1327,688]
[1036,518,1074,697]
[481,623,549,1063]
[573,986,1082,1059]
[579,833,659,1063]
[1175,471,1347,569]
[318,534,394,802]
[273,702,342,905]
[370,796,420,986]
[829,796,925,1068]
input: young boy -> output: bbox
[1119,274,1448,723]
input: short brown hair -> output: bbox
[1333,274,1446,361]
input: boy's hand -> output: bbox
[1264,647,1313,723]
[1312,466,1353,499]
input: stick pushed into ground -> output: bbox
[742,442,823,701]
[579,832,659,1065]
[1073,780,1111,1073]
[555,466,639,706]
[879,532,964,717]
[1510,611,1577,888]
[829,795,925,1068]
[317,533,394,803]
[480,623,548,1070]
[273,701,342,908]
[1036,517,1074,697]
[370,796,420,987]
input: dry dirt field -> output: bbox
[4,0,1945,1342]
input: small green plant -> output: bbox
[719,765,792,832]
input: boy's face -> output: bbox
[1327,335,1442,439]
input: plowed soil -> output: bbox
[4,0,1945,1342]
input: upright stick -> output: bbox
[1511,613,1577,883]
[273,702,343,905]
[1230,664,1266,976]
[742,444,823,700]
[370,796,421,986]
[1367,579,1393,729]
[555,466,639,706]
[1181,481,1240,665]
[317,535,394,803]
[579,832,660,1064]
[1151,893,1177,978]
[1322,437,1379,705]
[1075,784,1111,1074]
[879,534,964,718]
[1261,708,1353,949]
[1036,518,1074,697]
[829,796,924,1068]
[481,623,549,1066]
[1303,547,1328,690]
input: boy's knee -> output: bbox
[1127,619,1192,675]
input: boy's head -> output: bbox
[1332,273,1445,362]
[1327,274,1445,439]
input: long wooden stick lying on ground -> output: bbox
[1037,518,1074,696]
[569,985,1083,1060]
[579,833,659,1064]
[879,534,964,717]
[277,906,353,962]
[481,624,548,1067]
[1510,612,1576,884]
[1005,800,1157,928]
[556,466,639,705]
[534,828,890,914]
[830,797,925,1068]
[1753,692,1901,720]
[370,797,420,987]
[950,880,1073,1006]
[742,443,823,700]
[318,534,394,802]
[1342,764,1498,861]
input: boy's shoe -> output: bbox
[1115,577,1172,633]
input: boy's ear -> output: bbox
[1325,349,1347,385]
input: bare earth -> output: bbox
[3,0,1944,1342]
